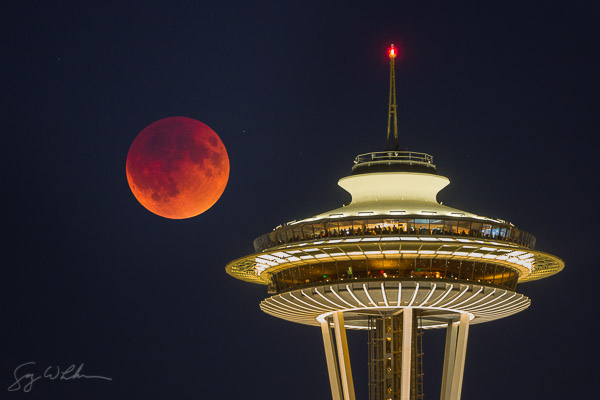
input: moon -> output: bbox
[126,117,229,219]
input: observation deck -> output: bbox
[352,151,436,175]
[225,149,564,328]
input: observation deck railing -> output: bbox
[352,151,435,172]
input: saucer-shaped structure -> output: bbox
[226,151,563,329]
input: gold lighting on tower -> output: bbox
[387,44,399,149]
[225,44,565,400]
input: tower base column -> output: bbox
[333,311,356,400]
[449,312,470,400]
[401,308,413,400]
[321,318,342,400]
[440,321,458,400]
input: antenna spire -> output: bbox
[386,44,399,150]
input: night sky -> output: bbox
[3,1,598,399]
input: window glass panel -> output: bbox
[293,226,303,242]
[271,274,280,292]
[415,258,431,278]
[285,226,295,242]
[520,231,527,246]
[343,260,355,280]
[253,236,263,251]
[486,264,499,285]
[281,269,293,290]
[482,223,492,238]
[496,265,506,286]
[381,258,399,278]
[364,219,376,235]
[470,222,482,238]
[300,224,314,241]
[299,264,312,284]
[431,259,446,279]
[335,260,349,280]
[367,258,386,279]
[491,225,500,239]
[445,220,458,235]
[530,234,536,248]
[508,227,516,241]
[309,263,324,284]
[516,229,523,243]
[414,219,430,235]
[320,262,338,283]
[352,220,365,236]
[274,230,283,244]
[458,221,471,236]
[289,266,301,286]
[430,219,444,235]
[396,219,408,234]
[506,227,514,242]
[473,262,486,283]
[314,223,326,239]
[446,260,460,279]
[459,260,474,280]
[518,231,526,245]
[399,258,415,277]
[351,258,369,279]
[324,221,339,237]
[407,219,417,234]
[310,262,337,283]
[365,219,384,235]
[267,231,277,247]
[505,269,518,290]
[499,227,507,240]
[279,226,288,242]
[381,219,397,234]
[338,220,353,236]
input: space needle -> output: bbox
[225,44,564,400]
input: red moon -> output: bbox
[126,117,229,219]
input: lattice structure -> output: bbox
[369,313,424,400]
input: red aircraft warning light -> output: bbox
[389,44,397,58]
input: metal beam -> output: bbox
[440,321,458,400]
[321,319,342,400]
[333,311,356,400]
[449,313,470,400]
[401,308,413,400]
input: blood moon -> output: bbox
[126,117,229,219]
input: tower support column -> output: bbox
[447,312,470,400]
[401,308,413,400]
[333,311,356,400]
[440,321,458,400]
[321,318,342,400]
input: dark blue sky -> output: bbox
[3,1,598,399]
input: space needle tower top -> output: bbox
[225,44,564,400]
